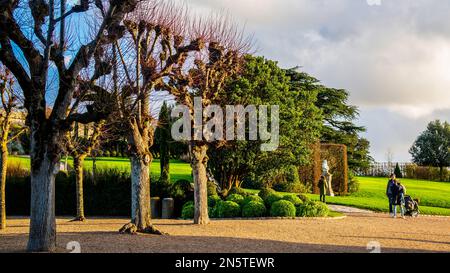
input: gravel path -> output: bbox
[1,212,449,253]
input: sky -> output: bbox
[187,0,450,162]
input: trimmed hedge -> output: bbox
[265,192,283,207]
[282,195,303,206]
[242,201,266,217]
[208,195,222,207]
[226,194,245,206]
[270,200,296,217]
[181,202,195,219]
[258,187,275,201]
[242,195,264,206]
[296,201,329,217]
[216,201,241,218]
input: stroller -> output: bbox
[403,195,420,217]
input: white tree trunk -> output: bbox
[190,143,210,225]
[27,155,57,252]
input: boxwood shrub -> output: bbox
[270,200,296,217]
[258,187,275,201]
[296,201,329,217]
[216,201,241,218]
[208,195,222,207]
[242,195,264,206]
[226,194,245,206]
[181,202,195,219]
[242,201,266,218]
[282,195,303,206]
[265,192,283,207]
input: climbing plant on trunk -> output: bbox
[0,0,139,252]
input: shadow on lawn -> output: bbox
[0,232,445,254]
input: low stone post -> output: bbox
[151,197,161,219]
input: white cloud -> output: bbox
[188,0,450,161]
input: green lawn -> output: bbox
[8,156,193,182]
[245,177,450,216]
[9,156,450,216]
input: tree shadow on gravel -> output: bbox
[0,232,445,253]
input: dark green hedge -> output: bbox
[6,170,131,216]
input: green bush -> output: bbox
[208,206,218,218]
[282,195,303,206]
[296,201,329,217]
[228,187,250,197]
[208,195,222,207]
[181,203,195,219]
[242,195,264,206]
[207,181,218,196]
[297,193,310,203]
[270,200,296,217]
[226,194,245,206]
[348,171,360,194]
[314,202,330,217]
[265,192,283,207]
[258,187,275,201]
[242,201,266,217]
[216,201,241,218]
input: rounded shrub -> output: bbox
[216,201,241,218]
[181,203,195,219]
[208,195,222,207]
[242,195,264,206]
[258,187,276,201]
[265,192,283,207]
[226,194,245,206]
[228,187,250,197]
[297,194,310,203]
[270,200,296,217]
[242,201,267,218]
[296,201,329,217]
[314,202,330,217]
[282,195,303,206]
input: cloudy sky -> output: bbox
[188,0,450,162]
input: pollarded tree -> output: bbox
[0,0,140,251]
[410,120,450,182]
[116,0,203,234]
[65,121,104,222]
[0,66,27,230]
[164,15,251,224]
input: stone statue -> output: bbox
[322,160,334,196]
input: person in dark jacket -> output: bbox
[395,181,406,219]
[318,175,327,203]
[386,174,396,216]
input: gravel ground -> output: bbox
[1,213,449,253]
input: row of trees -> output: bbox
[0,0,250,251]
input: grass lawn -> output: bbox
[245,177,450,216]
[8,156,193,182]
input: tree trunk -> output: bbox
[439,166,444,182]
[0,141,7,230]
[119,123,163,235]
[131,155,151,230]
[190,143,210,225]
[27,151,58,252]
[73,155,86,221]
